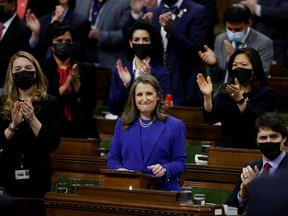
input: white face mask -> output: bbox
[226,28,245,42]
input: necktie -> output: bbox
[235,42,242,51]
[161,6,179,15]
[0,23,5,42]
[261,162,271,176]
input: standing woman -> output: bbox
[197,47,276,149]
[107,74,186,191]
[0,51,61,198]
[44,22,98,138]
[108,19,170,116]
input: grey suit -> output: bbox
[209,28,273,84]
[74,0,92,19]
[75,0,131,70]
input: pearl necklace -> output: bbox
[139,118,155,128]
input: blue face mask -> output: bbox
[226,29,245,42]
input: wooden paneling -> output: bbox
[207,147,261,167]
[267,76,288,112]
[45,186,226,216]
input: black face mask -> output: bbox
[53,42,73,61]
[13,71,36,90]
[231,67,254,84]
[132,43,151,60]
[163,0,178,7]
[258,142,281,160]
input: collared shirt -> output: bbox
[1,13,17,39]
[231,27,250,50]
[261,150,286,175]
[132,57,151,79]
[161,0,183,51]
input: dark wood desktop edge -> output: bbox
[45,188,226,216]
[100,169,157,180]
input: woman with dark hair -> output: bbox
[108,20,170,116]
[44,22,98,138]
[197,47,276,149]
[107,74,186,191]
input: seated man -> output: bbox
[198,4,273,86]
[226,112,288,215]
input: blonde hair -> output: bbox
[1,51,48,120]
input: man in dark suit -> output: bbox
[226,112,288,215]
[0,0,31,87]
[150,0,209,106]
[237,0,288,68]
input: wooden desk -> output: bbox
[101,169,157,190]
[50,137,107,173]
[167,106,206,124]
[207,147,262,167]
[45,186,226,216]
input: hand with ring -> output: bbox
[147,164,166,177]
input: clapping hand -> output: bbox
[19,100,36,124]
[196,73,213,97]
[138,59,151,75]
[159,12,173,34]
[116,59,132,88]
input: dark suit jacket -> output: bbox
[245,166,288,216]
[108,60,170,115]
[107,116,186,191]
[44,57,98,138]
[151,0,209,105]
[32,8,90,63]
[226,153,288,214]
[0,95,61,198]
[0,15,31,87]
[236,0,288,65]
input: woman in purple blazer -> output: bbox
[107,74,186,192]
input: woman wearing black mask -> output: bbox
[196,47,276,149]
[108,20,170,116]
[0,51,61,198]
[44,22,98,138]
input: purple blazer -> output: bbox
[107,116,186,191]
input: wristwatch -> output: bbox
[236,98,246,105]
[8,123,18,132]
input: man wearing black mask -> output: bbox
[0,0,30,88]
[44,22,98,138]
[226,112,288,215]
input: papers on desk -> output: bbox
[104,112,118,120]
[223,205,238,215]
[195,154,208,165]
